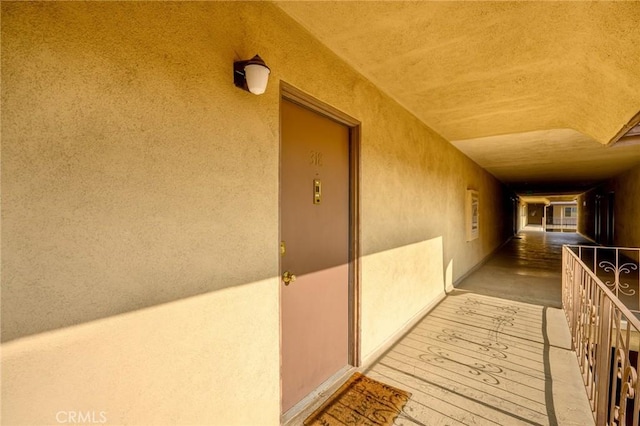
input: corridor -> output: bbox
[3,3,639,424]
[365,230,595,425]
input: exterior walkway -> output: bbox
[365,230,595,425]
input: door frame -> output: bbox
[279,81,362,416]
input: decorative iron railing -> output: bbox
[563,245,640,425]
[569,246,640,316]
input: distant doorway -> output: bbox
[527,203,545,226]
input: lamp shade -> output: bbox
[233,54,271,95]
[244,63,270,95]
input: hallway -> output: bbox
[3,3,639,424]
[365,230,595,425]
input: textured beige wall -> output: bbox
[577,191,595,241]
[2,280,278,425]
[361,238,445,359]
[578,164,640,247]
[2,3,282,424]
[2,2,509,424]
[611,164,640,248]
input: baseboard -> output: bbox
[359,291,447,369]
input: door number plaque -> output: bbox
[313,179,322,204]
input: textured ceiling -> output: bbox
[452,129,640,194]
[277,1,640,194]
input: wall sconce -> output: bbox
[234,54,270,95]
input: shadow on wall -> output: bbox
[1,277,282,425]
[1,236,448,425]
[1,0,511,346]
[3,234,449,341]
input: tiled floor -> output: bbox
[365,229,595,425]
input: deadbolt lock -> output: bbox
[313,179,322,204]
[282,271,296,286]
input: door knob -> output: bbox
[282,271,296,286]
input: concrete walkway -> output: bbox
[365,229,595,426]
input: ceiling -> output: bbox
[276,1,640,195]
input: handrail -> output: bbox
[567,244,640,252]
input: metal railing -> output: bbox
[545,218,577,231]
[568,246,640,316]
[563,245,640,425]
[545,218,577,232]
[549,217,578,226]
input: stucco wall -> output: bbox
[611,164,640,247]
[578,163,640,247]
[1,2,510,424]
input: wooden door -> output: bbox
[280,99,350,413]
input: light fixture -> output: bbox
[234,54,270,95]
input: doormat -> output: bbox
[303,372,411,426]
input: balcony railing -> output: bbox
[562,245,640,425]
[545,217,578,231]
[569,246,640,316]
